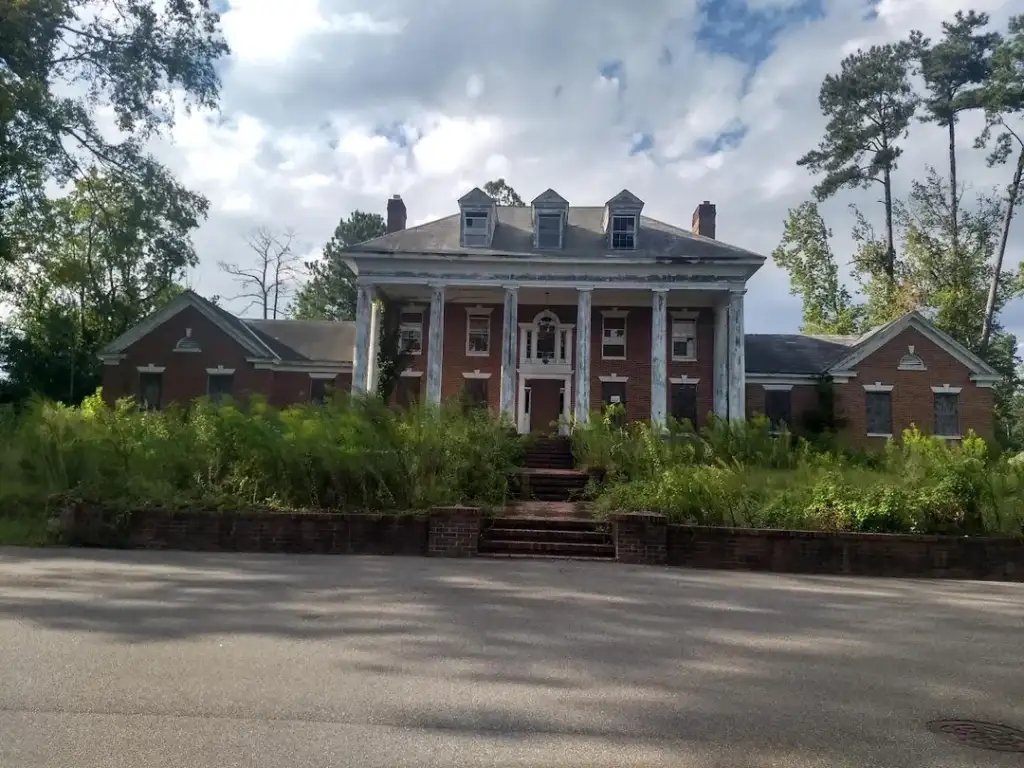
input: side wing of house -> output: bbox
[828,313,1000,445]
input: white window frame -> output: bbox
[462,209,490,246]
[601,310,628,360]
[610,214,637,250]
[670,315,697,361]
[465,307,492,357]
[535,211,563,249]
[398,306,424,356]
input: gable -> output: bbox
[99,291,279,360]
[532,188,568,206]
[828,313,1001,384]
[458,187,494,207]
[605,189,644,209]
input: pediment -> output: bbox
[605,189,644,210]
[531,188,568,207]
[458,187,494,207]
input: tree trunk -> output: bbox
[980,147,1024,352]
[883,167,896,280]
[948,121,959,263]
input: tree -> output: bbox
[292,211,386,321]
[0,0,228,273]
[771,202,861,334]
[483,178,525,206]
[0,168,202,403]
[977,14,1024,351]
[219,227,300,319]
[798,43,918,279]
[911,11,1000,267]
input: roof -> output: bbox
[345,205,765,262]
[244,319,355,363]
[745,335,854,375]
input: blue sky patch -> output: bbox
[696,120,749,154]
[695,0,825,68]
[629,132,655,156]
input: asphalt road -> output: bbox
[0,549,1022,767]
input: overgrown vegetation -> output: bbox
[573,412,1024,537]
[0,393,522,526]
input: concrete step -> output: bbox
[484,527,611,544]
[478,539,615,558]
[488,516,605,532]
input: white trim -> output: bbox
[100,354,126,366]
[745,375,817,386]
[250,360,352,373]
[670,310,699,320]
[99,291,280,361]
[599,375,629,382]
[971,375,1000,388]
[897,346,927,371]
[465,307,492,357]
[136,365,165,374]
[398,305,425,357]
[930,385,963,394]
[601,309,627,360]
[828,311,1000,379]
[669,376,700,385]
[862,382,894,392]
[866,433,893,439]
[462,370,492,379]
[534,210,565,250]
[600,308,630,318]
[400,369,424,378]
[762,384,794,391]
[609,213,638,250]
[308,372,337,380]
[205,366,235,375]
[173,348,202,354]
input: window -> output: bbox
[602,314,626,359]
[670,383,697,426]
[610,214,636,249]
[463,378,488,409]
[138,372,162,411]
[463,211,489,246]
[466,312,490,355]
[207,373,234,403]
[310,377,331,405]
[933,392,960,437]
[764,389,792,433]
[866,391,893,436]
[399,310,423,355]
[671,319,697,361]
[394,376,421,408]
[601,380,627,428]
[536,213,562,248]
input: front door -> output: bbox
[528,379,562,434]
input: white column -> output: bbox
[425,284,445,404]
[500,285,518,422]
[650,288,668,425]
[574,288,592,425]
[352,284,375,394]
[366,298,382,393]
[727,290,746,421]
[713,297,729,419]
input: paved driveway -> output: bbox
[0,549,1022,767]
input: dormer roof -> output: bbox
[458,187,494,207]
[605,189,644,210]
[531,188,569,207]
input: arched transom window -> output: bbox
[520,310,574,367]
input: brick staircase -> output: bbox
[518,436,588,502]
[478,516,615,560]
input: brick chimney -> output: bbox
[692,200,716,239]
[386,194,407,233]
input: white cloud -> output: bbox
[146,0,1024,336]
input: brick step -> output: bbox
[478,539,615,558]
[488,516,603,531]
[484,527,610,543]
[476,552,615,562]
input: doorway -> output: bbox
[525,378,563,434]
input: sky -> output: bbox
[147,0,1024,336]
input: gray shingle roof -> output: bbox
[745,334,855,375]
[346,206,764,262]
[243,319,355,363]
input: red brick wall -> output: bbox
[101,305,351,409]
[746,383,820,435]
[440,302,504,409]
[834,327,994,447]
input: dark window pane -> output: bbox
[208,374,233,402]
[866,391,892,435]
[601,381,627,427]
[138,372,162,411]
[933,392,959,437]
[670,383,697,426]
[764,389,792,432]
[310,378,330,404]
[394,376,421,408]
[463,378,488,409]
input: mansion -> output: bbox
[99,188,1000,445]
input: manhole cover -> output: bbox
[927,720,1024,753]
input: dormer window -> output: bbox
[611,215,636,249]
[604,189,644,251]
[458,187,496,247]
[536,213,563,248]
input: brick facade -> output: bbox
[745,383,820,435]
[834,327,994,446]
[101,305,350,409]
